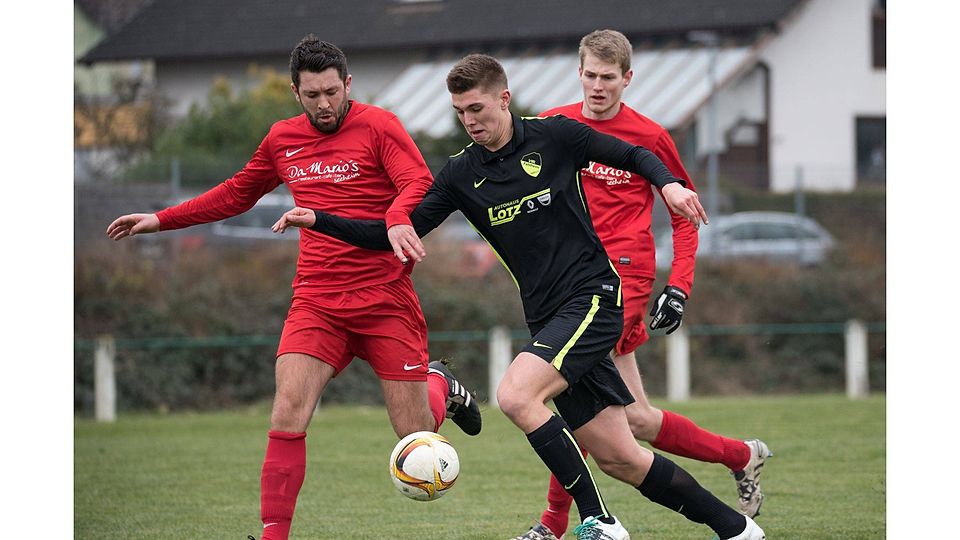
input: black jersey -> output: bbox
[309,114,683,326]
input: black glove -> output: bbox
[649,285,688,335]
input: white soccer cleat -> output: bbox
[727,515,765,540]
[572,516,629,540]
[734,439,773,517]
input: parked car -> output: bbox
[655,211,835,269]
[210,193,298,241]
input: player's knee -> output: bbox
[496,384,535,425]
[495,388,521,420]
[593,450,641,483]
[626,404,661,442]
[270,392,314,432]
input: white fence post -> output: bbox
[488,326,512,409]
[666,327,691,402]
[94,335,117,422]
[845,319,869,399]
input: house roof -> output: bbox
[80,0,804,63]
[75,0,154,36]
[385,45,758,135]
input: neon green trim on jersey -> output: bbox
[552,295,601,371]
[561,424,608,517]
[449,142,474,158]
[465,217,520,290]
[607,260,622,307]
[576,170,588,213]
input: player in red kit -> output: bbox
[512,30,771,540]
[106,36,480,540]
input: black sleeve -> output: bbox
[585,130,685,189]
[309,172,458,250]
[309,211,393,250]
[547,115,684,189]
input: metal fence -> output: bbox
[78,319,885,422]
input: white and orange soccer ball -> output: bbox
[388,431,460,501]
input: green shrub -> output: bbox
[125,67,303,186]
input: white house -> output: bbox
[80,0,885,192]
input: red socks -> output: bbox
[426,371,448,431]
[652,410,751,472]
[260,431,307,540]
[541,471,576,537]
[258,377,447,540]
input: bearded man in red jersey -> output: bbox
[106,35,480,540]
[512,30,772,540]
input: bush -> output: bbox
[124,67,303,186]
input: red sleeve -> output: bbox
[653,131,698,295]
[156,134,282,231]
[378,116,433,229]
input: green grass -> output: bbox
[75,394,885,539]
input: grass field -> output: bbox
[75,394,884,539]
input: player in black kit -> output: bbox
[272,54,764,540]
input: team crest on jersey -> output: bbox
[520,152,542,178]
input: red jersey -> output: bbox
[539,103,698,294]
[156,101,432,293]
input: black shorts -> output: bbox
[522,294,635,430]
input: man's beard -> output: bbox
[309,101,351,133]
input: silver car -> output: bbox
[655,211,835,269]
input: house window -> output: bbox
[856,116,885,185]
[872,0,885,68]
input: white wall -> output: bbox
[694,65,766,156]
[760,0,885,192]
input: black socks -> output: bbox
[527,414,610,524]
[638,453,747,539]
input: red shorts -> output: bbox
[616,275,655,355]
[277,276,429,381]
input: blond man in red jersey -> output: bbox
[512,30,771,540]
[106,35,480,540]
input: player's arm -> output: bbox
[377,115,435,261]
[379,115,434,226]
[585,130,707,227]
[106,133,281,240]
[649,132,698,335]
[550,116,707,226]
[653,132,698,294]
[274,180,457,263]
[106,213,160,240]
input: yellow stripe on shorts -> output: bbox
[552,295,601,371]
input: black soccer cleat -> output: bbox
[428,359,482,436]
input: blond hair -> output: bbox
[579,29,632,74]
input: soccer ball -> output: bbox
[388,431,460,501]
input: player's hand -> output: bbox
[649,285,688,335]
[661,183,708,228]
[272,207,316,234]
[106,213,160,241]
[387,224,426,264]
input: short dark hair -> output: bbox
[289,34,348,88]
[446,54,508,95]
